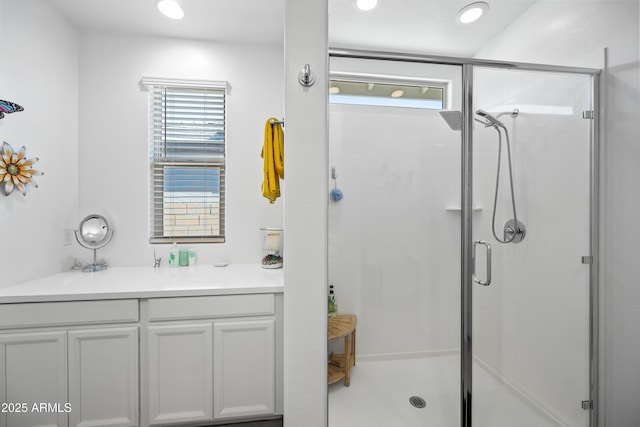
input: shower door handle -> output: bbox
[473,240,492,286]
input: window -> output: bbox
[329,80,446,109]
[142,78,227,243]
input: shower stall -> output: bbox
[327,51,599,427]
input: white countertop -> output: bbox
[0,264,284,303]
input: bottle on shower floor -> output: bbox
[328,284,337,318]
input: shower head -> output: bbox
[439,110,463,131]
[439,109,509,131]
[475,109,505,128]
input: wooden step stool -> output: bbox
[328,314,357,386]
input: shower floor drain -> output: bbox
[409,396,426,409]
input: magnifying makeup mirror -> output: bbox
[74,214,114,272]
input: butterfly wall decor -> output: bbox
[0,99,24,119]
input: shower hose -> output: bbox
[490,125,519,244]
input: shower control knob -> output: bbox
[503,219,526,243]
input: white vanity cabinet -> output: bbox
[212,318,275,420]
[0,265,284,427]
[143,293,282,426]
[0,300,139,427]
[0,330,68,427]
[146,323,214,425]
[68,327,139,427]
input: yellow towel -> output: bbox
[261,118,284,203]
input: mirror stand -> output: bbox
[74,214,114,273]
[79,246,110,272]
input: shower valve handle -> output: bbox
[503,219,527,244]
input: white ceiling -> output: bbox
[49,0,539,56]
[49,0,286,45]
[330,0,537,57]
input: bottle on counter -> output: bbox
[169,243,179,267]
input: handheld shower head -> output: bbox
[475,110,504,128]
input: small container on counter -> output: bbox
[260,227,283,269]
[178,247,189,266]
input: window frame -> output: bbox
[141,77,228,244]
[329,71,451,110]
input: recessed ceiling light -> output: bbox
[357,0,378,12]
[157,0,184,19]
[456,2,489,24]
[391,90,404,98]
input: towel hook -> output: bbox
[298,64,315,87]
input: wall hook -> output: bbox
[330,166,343,202]
[298,64,315,87]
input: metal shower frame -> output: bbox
[329,48,601,427]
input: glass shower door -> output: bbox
[327,59,463,427]
[471,67,595,427]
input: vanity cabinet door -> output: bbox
[147,323,213,425]
[213,319,275,420]
[68,327,138,427]
[0,331,68,427]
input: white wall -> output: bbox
[476,0,636,69]
[76,33,284,268]
[476,2,640,426]
[283,0,328,426]
[328,104,462,358]
[0,0,79,287]
[0,3,284,285]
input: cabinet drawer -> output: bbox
[148,294,275,321]
[0,299,139,329]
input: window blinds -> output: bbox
[145,80,226,243]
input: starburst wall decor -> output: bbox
[0,141,43,196]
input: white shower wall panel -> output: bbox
[329,104,461,358]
